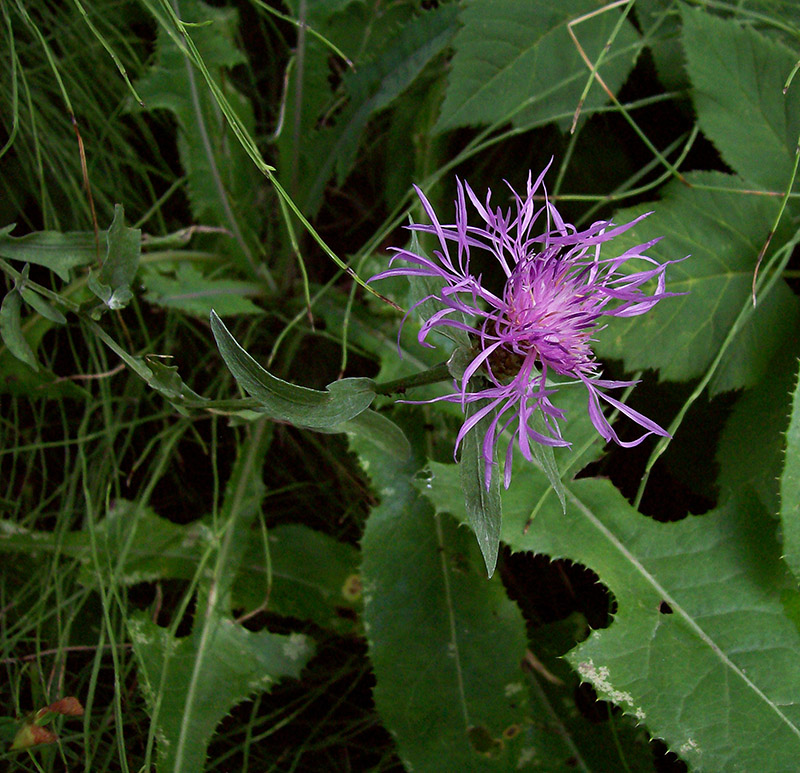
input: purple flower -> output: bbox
[372,161,679,488]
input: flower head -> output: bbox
[372,161,679,488]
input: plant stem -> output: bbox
[374,361,453,396]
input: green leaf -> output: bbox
[498,466,800,771]
[458,400,502,577]
[19,287,67,325]
[594,172,799,393]
[87,204,140,310]
[302,4,459,211]
[781,358,800,582]
[717,327,800,514]
[335,408,411,461]
[635,0,687,92]
[436,0,640,133]
[354,417,555,771]
[88,321,205,409]
[210,310,375,428]
[129,421,311,773]
[142,262,263,316]
[0,224,98,281]
[129,614,313,773]
[233,524,362,634]
[277,2,428,216]
[0,288,38,371]
[682,6,800,192]
[131,0,263,273]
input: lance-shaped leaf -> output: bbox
[457,400,502,577]
[353,417,578,771]
[0,223,99,281]
[210,310,375,429]
[0,287,38,371]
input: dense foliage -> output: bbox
[1,1,800,771]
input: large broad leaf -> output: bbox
[594,171,798,394]
[781,360,800,583]
[436,0,640,133]
[682,6,800,193]
[717,325,800,515]
[354,416,581,771]
[130,615,313,772]
[425,457,800,769]
[131,0,263,273]
[210,310,375,429]
[510,472,800,768]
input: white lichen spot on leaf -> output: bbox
[282,632,311,662]
[504,682,524,698]
[679,738,700,755]
[577,659,646,721]
[516,746,536,768]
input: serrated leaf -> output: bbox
[717,326,800,514]
[277,2,426,216]
[682,6,800,192]
[210,310,375,428]
[458,400,502,577]
[0,224,98,281]
[497,461,800,772]
[142,262,263,316]
[0,289,38,371]
[352,417,557,771]
[129,614,313,773]
[87,204,140,310]
[781,358,800,582]
[129,421,306,773]
[594,172,799,393]
[436,0,640,133]
[131,0,262,272]
[233,524,361,634]
[636,0,687,92]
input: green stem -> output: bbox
[374,361,453,396]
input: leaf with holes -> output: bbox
[494,461,800,771]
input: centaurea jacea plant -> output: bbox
[372,162,679,489]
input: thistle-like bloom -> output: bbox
[372,161,678,488]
